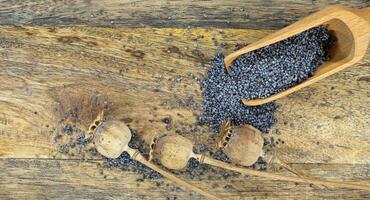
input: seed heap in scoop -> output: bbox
[200,25,335,132]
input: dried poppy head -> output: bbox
[93,120,132,158]
[218,119,264,166]
[153,135,194,170]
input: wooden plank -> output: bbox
[0,26,369,165]
[0,1,369,29]
[1,159,369,199]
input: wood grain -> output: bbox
[0,25,369,199]
[0,1,369,29]
[1,159,370,199]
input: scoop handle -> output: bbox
[346,7,370,28]
[355,7,370,25]
[198,154,370,191]
[132,151,225,200]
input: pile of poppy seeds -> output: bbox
[199,25,334,133]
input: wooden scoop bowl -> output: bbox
[224,5,370,106]
[93,121,224,200]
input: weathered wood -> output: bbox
[0,1,369,29]
[0,25,369,199]
[1,159,370,199]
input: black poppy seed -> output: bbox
[200,25,334,133]
[263,138,270,146]
[257,157,267,171]
[223,184,233,190]
[89,148,98,156]
[274,129,281,135]
[162,117,172,124]
[75,132,86,145]
[258,163,267,171]
[62,124,74,135]
[211,150,232,163]
[187,158,200,171]
[58,143,71,153]
[198,144,208,153]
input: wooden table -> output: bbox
[0,1,369,199]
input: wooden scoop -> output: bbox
[92,120,224,200]
[224,5,370,106]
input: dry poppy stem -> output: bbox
[195,154,370,191]
[153,135,370,191]
[266,152,324,189]
[132,152,224,200]
[93,121,224,200]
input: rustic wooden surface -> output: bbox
[1,159,369,199]
[0,25,369,200]
[0,1,369,199]
[0,1,369,29]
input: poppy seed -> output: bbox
[199,26,334,133]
